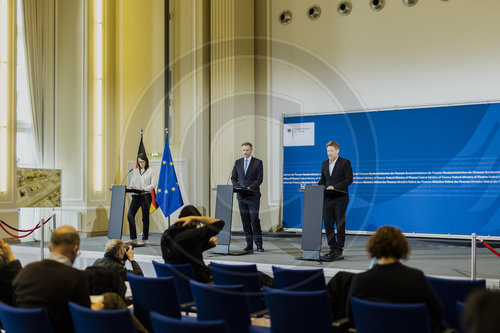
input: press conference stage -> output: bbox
[10,233,500,288]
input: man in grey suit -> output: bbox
[231,142,264,253]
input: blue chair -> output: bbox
[263,287,333,333]
[150,311,227,333]
[0,301,54,333]
[190,280,269,333]
[427,276,485,330]
[272,266,325,291]
[350,297,431,333]
[68,301,136,333]
[127,273,181,332]
[456,301,466,333]
[210,262,264,313]
[153,261,195,306]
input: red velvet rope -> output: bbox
[481,239,500,257]
[0,216,53,239]
[0,219,42,232]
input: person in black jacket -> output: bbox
[0,238,22,305]
[318,140,353,261]
[346,226,446,333]
[92,239,143,282]
[161,205,224,283]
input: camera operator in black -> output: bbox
[92,239,143,281]
[161,205,224,283]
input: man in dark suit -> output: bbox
[231,142,264,252]
[318,141,353,261]
[13,225,90,333]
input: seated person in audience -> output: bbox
[161,205,224,283]
[463,289,500,333]
[13,225,90,333]
[346,226,446,333]
[0,238,22,306]
[92,239,143,281]
[84,265,127,301]
[91,292,148,333]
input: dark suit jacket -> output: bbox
[318,156,353,202]
[231,157,263,197]
[13,260,90,333]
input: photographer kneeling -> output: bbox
[161,205,224,283]
[93,239,144,281]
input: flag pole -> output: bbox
[165,128,171,228]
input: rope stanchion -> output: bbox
[0,216,53,239]
[480,239,500,257]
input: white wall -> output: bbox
[271,0,500,110]
[267,0,500,205]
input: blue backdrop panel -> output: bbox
[282,103,500,236]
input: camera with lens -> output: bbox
[123,245,130,261]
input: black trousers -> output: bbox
[127,193,151,240]
[237,195,263,248]
[323,198,348,251]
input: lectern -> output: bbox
[108,185,147,239]
[299,185,347,261]
[299,185,325,260]
[212,185,255,255]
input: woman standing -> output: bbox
[127,153,156,246]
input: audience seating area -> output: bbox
[0,263,490,333]
[426,276,486,331]
[69,301,137,333]
[263,286,334,333]
[152,261,196,313]
[350,297,431,333]
[0,301,55,333]
[210,262,265,314]
[150,311,227,333]
[272,266,326,291]
[126,273,182,332]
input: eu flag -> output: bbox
[156,136,184,218]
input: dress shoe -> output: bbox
[320,253,344,262]
[324,249,337,257]
[256,246,265,252]
[244,246,254,253]
[126,239,138,246]
[137,240,147,247]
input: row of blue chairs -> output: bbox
[0,261,486,333]
[152,261,326,313]
[0,300,225,333]
[0,291,474,333]
[151,261,485,332]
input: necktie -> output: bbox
[244,159,248,174]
